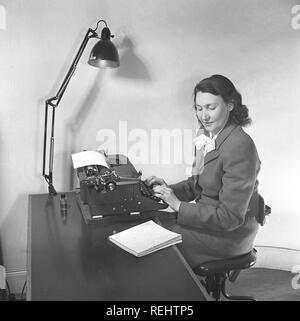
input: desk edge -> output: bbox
[172,245,212,301]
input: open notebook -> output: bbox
[108,220,182,257]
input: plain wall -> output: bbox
[0,0,299,287]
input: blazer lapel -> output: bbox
[203,121,237,165]
[204,150,219,165]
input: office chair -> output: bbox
[193,194,271,301]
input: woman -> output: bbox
[146,74,261,269]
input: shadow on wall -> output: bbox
[113,34,152,82]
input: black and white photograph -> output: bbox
[0,0,299,307]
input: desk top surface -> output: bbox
[27,192,209,301]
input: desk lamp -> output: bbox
[42,19,120,195]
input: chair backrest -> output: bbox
[256,194,271,226]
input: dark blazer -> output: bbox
[170,120,261,268]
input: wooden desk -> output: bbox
[27,192,209,301]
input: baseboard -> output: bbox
[5,270,26,295]
[254,245,300,272]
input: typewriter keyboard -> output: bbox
[140,180,164,203]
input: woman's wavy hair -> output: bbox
[193,74,251,127]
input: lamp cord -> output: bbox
[92,19,107,32]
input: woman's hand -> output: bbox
[145,176,167,187]
[152,185,181,212]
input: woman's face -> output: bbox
[195,91,232,135]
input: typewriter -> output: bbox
[75,153,168,223]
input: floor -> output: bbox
[219,267,300,301]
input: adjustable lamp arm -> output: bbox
[42,20,109,195]
[48,28,98,107]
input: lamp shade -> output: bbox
[88,27,120,68]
